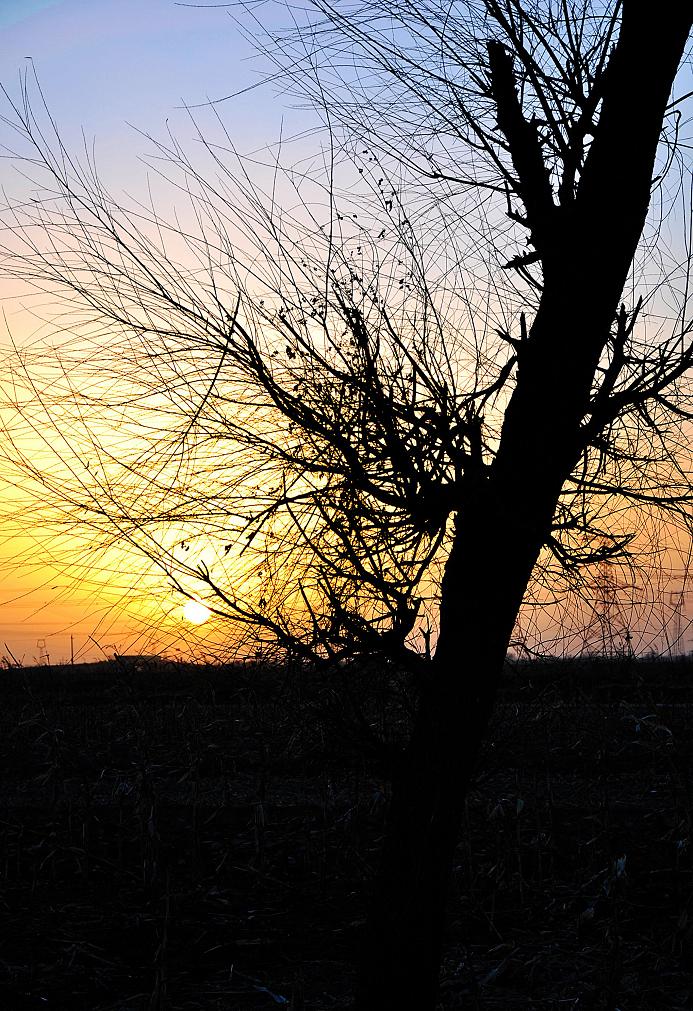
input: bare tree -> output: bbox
[1,2,692,1006]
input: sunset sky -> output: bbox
[0,3,690,665]
[0,0,302,662]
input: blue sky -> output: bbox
[0,0,296,174]
[0,0,64,28]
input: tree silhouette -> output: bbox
[1,2,692,1006]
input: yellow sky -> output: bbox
[0,0,299,661]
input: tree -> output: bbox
[1,2,692,1006]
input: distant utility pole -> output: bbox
[667,588,692,657]
[583,555,634,658]
[36,638,50,666]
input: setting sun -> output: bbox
[183,600,211,625]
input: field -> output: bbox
[2,655,693,1009]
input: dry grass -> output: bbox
[1,656,692,1009]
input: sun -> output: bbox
[183,599,211,624]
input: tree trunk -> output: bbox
[356,695,495,1008]
[355,515,539,1009]
[356,6,692,1007]
[355,651,508,1008]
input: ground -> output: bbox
[1,655,693,1009]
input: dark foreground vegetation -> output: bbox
[1,655,693,1009]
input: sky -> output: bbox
[0,0,305,663]
[0,3,691,664]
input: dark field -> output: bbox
[2,655,693,1009]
